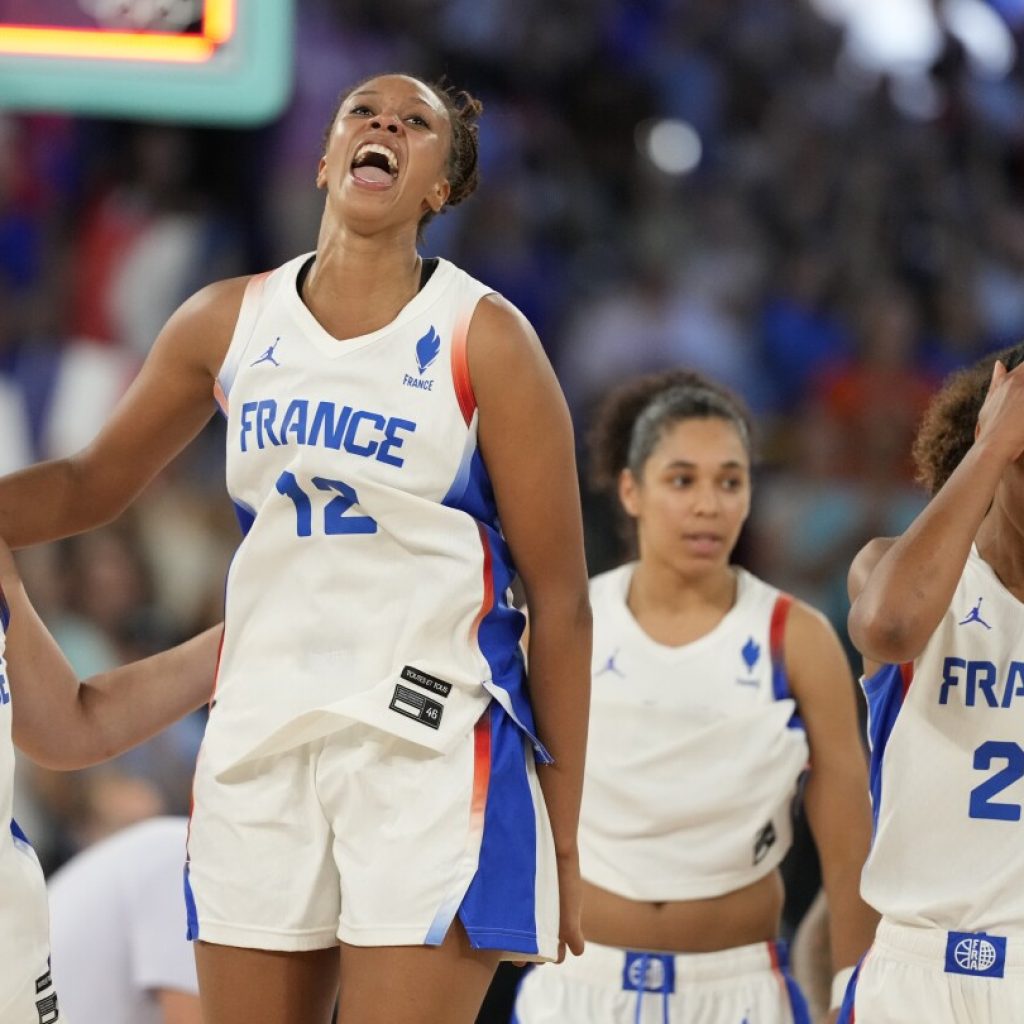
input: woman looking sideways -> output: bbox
[515,369,877,1024]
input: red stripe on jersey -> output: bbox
[450,309,476,425]
[213,379,229,415]
[770,593,794,663]
[472,711,492,821]
[899,660,914,697]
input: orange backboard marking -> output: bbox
[0,0,235,62]
[203,0,235,44]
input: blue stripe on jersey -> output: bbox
[780,961,813,1024]
[233,500,256,536]
[479,523,550,761]
[863,663,908,836]
[459,702,540,955]
[10,818,30,845]
[442,443,499,530]
[0,584,9,631]
[442,439,549,761]
[184,861,200,940]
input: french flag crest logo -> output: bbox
[415,326,441,375]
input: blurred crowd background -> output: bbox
[4,0,1024,896]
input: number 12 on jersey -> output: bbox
[276,471,378,536]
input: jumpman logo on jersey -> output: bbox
[959,597,992,629]
[595,649,625,678]
[251,337,282,368]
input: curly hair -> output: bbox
[322,73,483,235]
[587,368,755,492]
[912,342,1024,496]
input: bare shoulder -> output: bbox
[155,274,254,375]
[784,596,842,653]
[848,537,898,603]
[466,293,560,405]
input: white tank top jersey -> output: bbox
[579,563,810,902]
[0,589,55,1016]
[860,545,1024,932]
[207,254,548,773]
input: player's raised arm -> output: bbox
[849,357,1024,667]
[0,276,248,548]
[470,292,592,959]
[0,541,219,770]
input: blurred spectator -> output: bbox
[48,816,200,1024]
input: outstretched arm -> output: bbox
[849,359,1024,666]
[471,294,592,960]
[785,600,878,1003]
[0,276,248,548]
[1,543,220,770]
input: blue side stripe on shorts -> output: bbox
[459,702,540,955]
[837,957,865,1024]
[184,860,200,940]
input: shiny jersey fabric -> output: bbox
[579,563,809,901]
[860,545,1024,931]
[208,254,544,774]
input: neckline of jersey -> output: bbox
[609,561,751,661]
[285,251,455,359]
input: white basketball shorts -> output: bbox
[838,918,1024,1023]
[184,702,559,959]
[513,937,811,1024]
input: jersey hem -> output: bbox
[580,853,787,903]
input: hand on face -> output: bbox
[977,358,1024,465]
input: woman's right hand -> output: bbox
[976,358,1024,465]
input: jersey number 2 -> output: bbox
[969,741,1024,821]
[276,471,377,537]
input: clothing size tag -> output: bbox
[389,683,444,730]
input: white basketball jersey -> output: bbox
[0,589,56,1019]
[579,564,810,901]
[860,545,1024,931]
[208,254,547,772]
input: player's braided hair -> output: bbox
[588,368,754,491]
[912,342,1024,496]
[323,74,483,236]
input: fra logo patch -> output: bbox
[622,951,675,994]
[753,820,777,865]
[945,931,1006,978]
[390,683,443,730]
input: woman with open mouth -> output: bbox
[0,73,591,1024]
